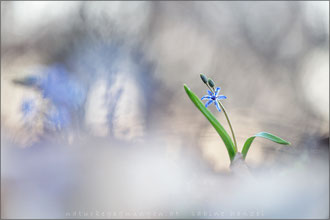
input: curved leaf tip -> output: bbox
[242,132,290,159]
[184,84,190,93]
[255,132,290,145]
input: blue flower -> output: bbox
[201,87,227,112]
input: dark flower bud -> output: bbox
[200,73,208,84]
[208,78,215,88]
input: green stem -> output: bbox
[206,84,238,152]
[217,100,238,152]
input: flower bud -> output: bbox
[208,78,215,88]
[200,73,208,84]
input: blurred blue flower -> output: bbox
[201,87,227,112]
[19,64,86,130]
[39,64,85,109]
[47,107,71,130]
[21,99,35,117]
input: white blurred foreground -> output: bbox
[2,135,328,219]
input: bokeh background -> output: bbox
[1,1,329,219]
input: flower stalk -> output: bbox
[216,99,238,152]
[204,81,238,152]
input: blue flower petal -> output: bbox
[207,90,213,96]
[214,101,222,112]
[205,100,213,108]
[201,95,211,100]
[217,95,227,100]
[214,87,221,96]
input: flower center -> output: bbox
[211,96,216,100]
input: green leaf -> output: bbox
[184,84,236,161]
[241,132,291,159]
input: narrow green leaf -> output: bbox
[184,84,236,161]
[241,132,291,159]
